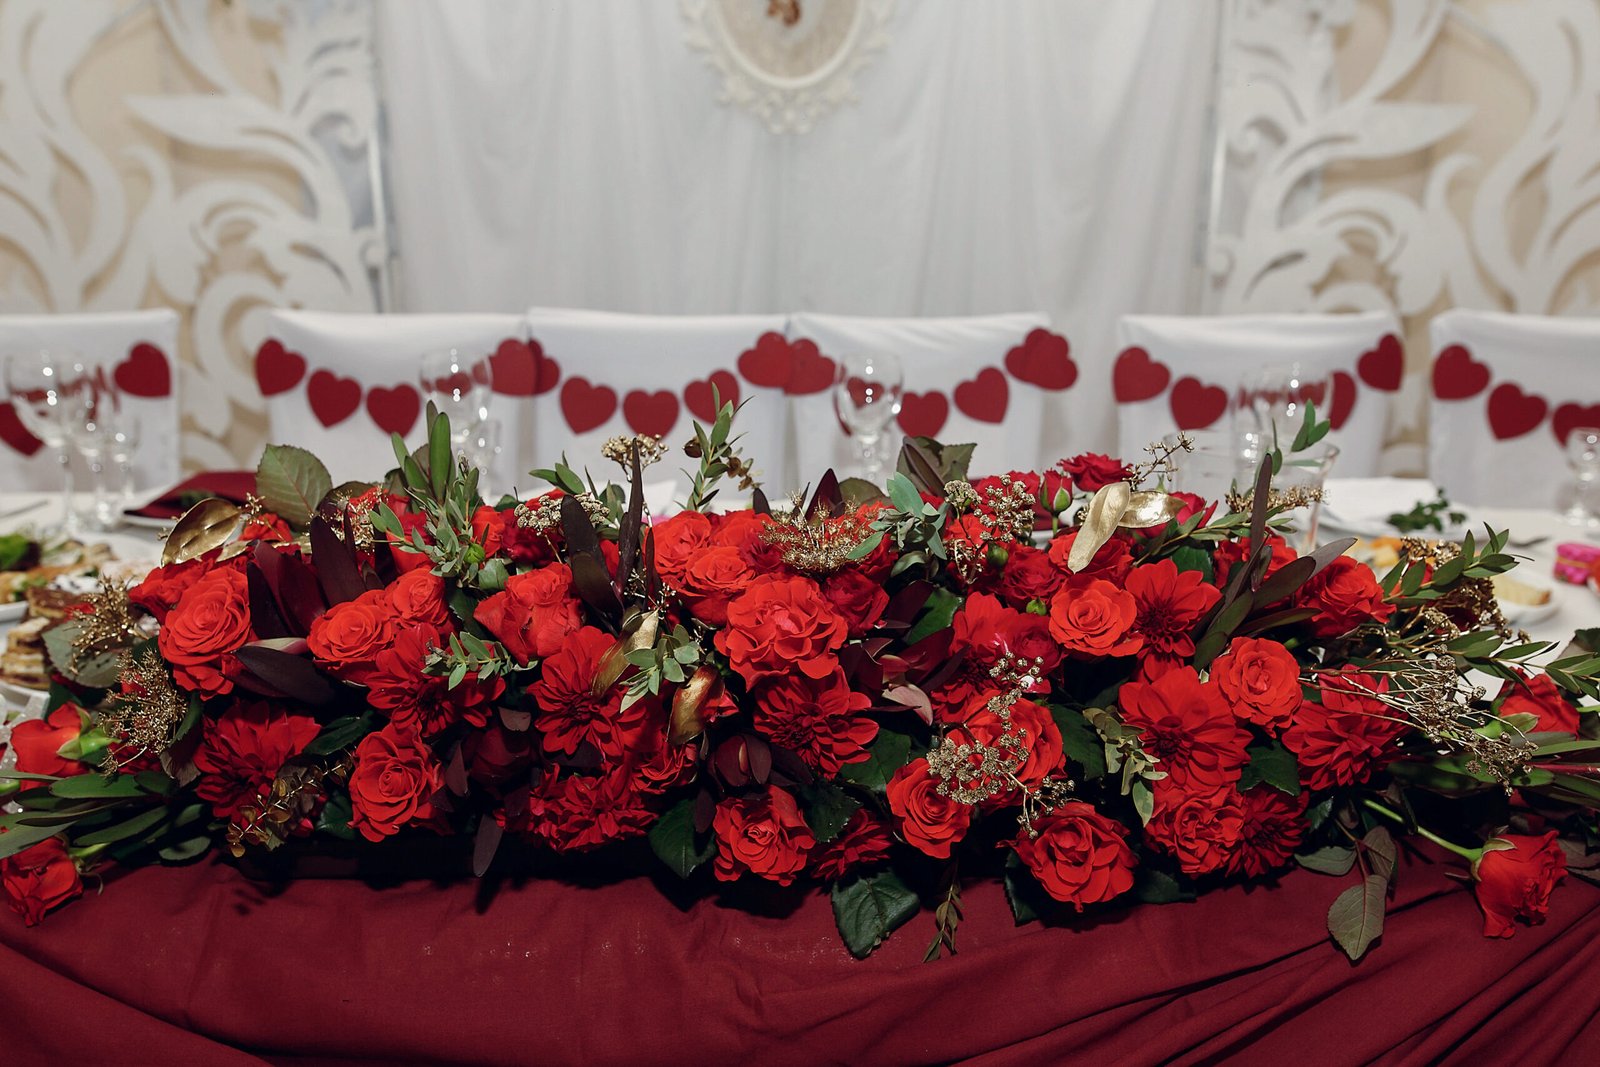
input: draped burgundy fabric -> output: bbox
[2,848,1597,1065]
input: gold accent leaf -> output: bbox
[162,498,244,566]
[1067,482,1130,573]
[670,665,722,746]
[1117,490,1183,530]
[592,609,659,697]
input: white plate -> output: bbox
[0,601,24,623]
[119,512,178,531]
[1500,596,1559,627]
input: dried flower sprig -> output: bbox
[761,508,879,574]
[100,650,190,773]
[602,434,668,471]
[226,755,353,857]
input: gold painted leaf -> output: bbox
[1067,482,1130,573]
[592,609,659,697]
[1117,491,1183,530]
[162,498,243,566]
[670,665,722,747]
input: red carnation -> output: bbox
[886,758,972,859]
[1224,785,1307,878]
[530,625,645,759]
[1212,637,1304,731]
[1498,671,1581,735]
[1048,579,1143,658]
[1473,831,1568,938]
[1119,666,1250,791]
[307,588,396,684]
[1011,801,1137,909]
[475,563,582,664]
[711,785,816,886]
[809,809,894,881]
[1059,452,1132,493]
[1126,557,1221,675]
[9,705,84,777]
[193,702,321,820]
[348,723,444,842]
[1282,669,1406,790]
[753,668,878,776]
[519,768,656,852]
[1,838,81,926]
[1145,781,1247,876]
[713,575,848,687]
[1299,555,1395,638]
[158,566,254,696]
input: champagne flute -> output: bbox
[1561,425,1600,528]
[419,348,491,448]
[5,350,82,535]
[64,362,128,531]
[832,351,903,484]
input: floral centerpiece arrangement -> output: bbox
[3,401,1597,959]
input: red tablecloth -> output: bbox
[2,847,1597,1066]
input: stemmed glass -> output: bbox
[419,348,491,450]
[63,363,133,531]
[1236,363,1331,459]
[5,350,82,535]
[1561,426,1600,528]
[832,351,903,484]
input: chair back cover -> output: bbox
[524,308,792,500]
[257,311,531,488]
[1429,309,1600,508]
[1113,312,1403,478]
[0,310,180,491]
[785,312,1054,486]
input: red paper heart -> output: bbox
[1357,333,1404,392]
[113,342,171,399]
[560,377,618,434]
[489,339,560,397]
[1003,328,1077,391]
[737,332,793,390]
[255,339,307,397]
[1552,402,1600,445]
[1432,344,1491,400]
[307,370,362,428]
[367,383,421,437]
[1329,370,1356,430]
[1486,383,1548,440]
[1113,347,1171,403]
[897,391,949,438]
[786,339,837,396]
[953,367,1009,423]
[1169,377,1227,430]
[684,370,740,423]
[0,401,43,457]
[624,389,681,438]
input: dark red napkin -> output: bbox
[125,470,257,520]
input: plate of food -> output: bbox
[1492,573,1558,627]
[1320,478,1473,541]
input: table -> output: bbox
[2,486,1599,1065]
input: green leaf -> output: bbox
[838,729,914,792]
[1052,707,1107,780]
[1327,873,1388,961]
[1240,742,1301,797]
[304,714,373,757]
[0,817,70,858]
[798,782,860,845]
[315,791,356,840]
[904,587,962,645]
[72,803,173,847]
[837,477,890,508]
[648,797,716,879]
[49,773,149,799]
[1166,544,1214,580]
[256,444,333,528]
[1132,863,1192,904]
[1003,855,1046,925]
[886,473,926,515]
[1296,846,1357,876]
[831,869,922,958]
[1362,826,1398,880]
[157,833,215,863]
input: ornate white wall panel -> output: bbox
[0,0,387,472]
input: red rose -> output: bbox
[470,505,507,559]
[886,758,973,859]
[713,510,787,573]
[753,668,878,776]
[1212,637,1303,731]
[1119,666,1250,791]
[500,491,563,565]
[9,705,84,777]
[382,496,434,574]
[679,545,756,626]
[1473,831,1568,938]
[821,569,890,637]
[475,563,582,664]
[386,568,452,629]
[1213,534,1296,590]
[651,511,714,590]
[517,768,655,852]
[995,544,1065,609]
[1145,781,1246,876]
[1126,558,1220,674]
[620,698,697,795]
[1224,785,1307,878]
[463,721,535,787]
[1,838,81,926]
[129,555,230,623]
[1060,452,1132,493]
[713,575,848,687]
[953,594,1062,693]
[241,512,294,543]
[1046,529,1134,587]
[1010,801,1136,909]
[348,723,444,842]
[1169,491,1215,528]
[1282,669,1406,790]
[1498,671,1581,735]
[711,785,816,886]
[1048,579,1143,658]
[809,809,894,881]
[530,626,645,758]
[193,702,321,819]
[942,692,1065,794]
[158,566,254,696]
[1299,555,1395,638]
[306,588,396,684]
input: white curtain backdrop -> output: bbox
[377,1,1218,457]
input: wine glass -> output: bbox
[419,348,491,448]
[464,417,503,492]
[1561,425,1600,528]
[832,351,903,483]
[63,363,131,531]
[1237,363,1331,454]
[5,350,82,535]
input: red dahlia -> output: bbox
[753,668,878,777]
[530,626,645,759]
[1223,785,1306,878]
[1282,670,1406,790]
[193,702,320,820]
[1118,666,1250,792]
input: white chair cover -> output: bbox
[785,312,1054,484]
[0,310,180,491]
[1112,312,1402,477]
[524,308,792,499]
[1429,310,1600,508]
[258,311,532,488]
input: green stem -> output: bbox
[1361,798,1481,861]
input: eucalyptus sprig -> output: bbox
[682,395,758,513]
[621,621,704,708]
[425,632,525,689]
[847,472,951,578]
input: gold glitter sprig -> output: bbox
[760,507,878,574]
[69,579,141,670]
[226,755,354,857]
[100,651,189,773]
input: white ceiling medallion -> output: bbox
[682,0,893,134]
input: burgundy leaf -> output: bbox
[234,645,337,706]
[309,514,368,606]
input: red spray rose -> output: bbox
[810,809,894,881]
[1282,670,1406,790]
[1119,666,1250,791]
[193,702,321,820]
[821,568,891,637]
[475,563,582,664]
[711,785,816,886]
[995,543,1065,609]
[678,545,756,626]
[348,724,445,843]
[1211,637,1304,731]
[651,510,715,590]
[1011,801,1137,909]
[469,505,507,559]
[753,668,878,776]
[1059,452,1132,492]
[1,838,81,926]
[1145,781,1247,876]
[1299,555,1395,638]
[307,588,396,684]
[1498,671,1581,735]
[1048,579,1143,658]
[9,705,84,777]
[713,575,848,687]
[386,568,452,629]
[241,512,294,543]
[158,566,254,696]
[129,554,232,623]
[886,758,973,860]
[1473,831,1568,938]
